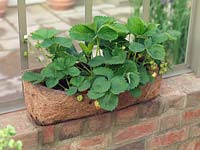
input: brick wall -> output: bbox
[1,73,200,150]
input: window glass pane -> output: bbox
[150,0,192,64]
[93,0,134,22]
[25,1,85,69]
[0,0,85,112]
[0,4,22,104]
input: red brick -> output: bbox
[42,125,54,144]
[138,100,160,119]
[163,73,200,94]
[189,123,200,138]
[178,138,200,150]
[186,91,200,108]
[160,113,181,131]
[14,130,38,150]
[159,80,181,97]
[88,113,111,132]
[112,140,145,150]
[42,142,71,150]
[71,134,109,150]
[113,119,158,144]
[116,106,138,124]
[59,119,84,140]
[163,145,178,150]
[183,108,200,123]
[0,110,35,133]
[195,142,200,150]
[54,143,71,150]
[148,145,178,150]
[149,128,188,148]
[161,94,186,112]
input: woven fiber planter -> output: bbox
[23,69,162,126]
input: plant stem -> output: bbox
[36,56,47,67]
[96,38,100,56]
[128,34,131,41]
[128,52,131,59]
[39,47,50,66]
[59,83,66,90]
[76,65,92,75]
[133,52,137,61]
[66,78,69,88]
[80,63,92,74]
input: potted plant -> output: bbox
[0,0,8,17]
[22,16,179,125]
[46,0,75,10]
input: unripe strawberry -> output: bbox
[152,72,157,78]
[150,60,154,65]
[163,68,168,72]
[122,46,126,50]
[138,54,143,58]
[23,51,28,57]
[94,100,101,109]
[159,70,164,74]
[160,64,165,68]
[8,139,15,148]
[77,95,83,102]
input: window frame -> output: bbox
[185,0,200,77]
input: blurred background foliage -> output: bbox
[129,0,192,64]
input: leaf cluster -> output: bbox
[23,16,179,111]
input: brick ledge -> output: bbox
[0,73,200,150]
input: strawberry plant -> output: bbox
[23,15,179,111]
